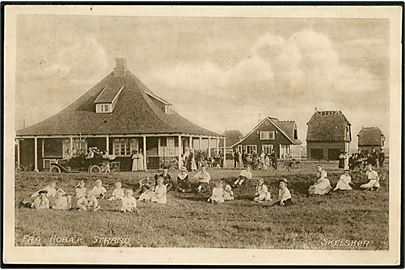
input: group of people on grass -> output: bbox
[19,157,382,213]
[348,148,385,171]
[233,150,278,170]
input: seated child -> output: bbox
[91,179,107,199]
[53,189,72,211]
[334,170,353,191]
[233,165,252,187]
[177,168,191,193]
[194,165,211,193]
[223,184,234,201]
[138,178,155,202]
[108,182,125,201]
[19,181,57,208]
[208,181,225,203]
[86,191,100,212]
[120,189,137,212]
[75,180,87,199]
[277,178,292,206]
[151,176,167,204]
[254,177,271,202]
[360,165,380,190]
[32,190,50,210]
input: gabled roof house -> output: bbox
[357,127,385,153]
[16,58,225,171]
[231,117,302,159]
[306,110,351,160]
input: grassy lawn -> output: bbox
[15,161,389,250]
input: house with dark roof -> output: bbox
[230,117,302,159]
[16,58,225,171]
[221,130,243,153]
[306,110,351,160]
[357,127,385,154]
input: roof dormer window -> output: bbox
[96,103,112,113]
[165,104,174,114]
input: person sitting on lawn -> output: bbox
[151,176,167,204]
[137,177,155,201]
[155,167,173,192]
[19,180,57,208]
[254,178,271,202]
[32,190,50,210]
[194,165,211,193]
[75,180,87,199]
[208,181,225,203]
[91,179,107,199]
[85,191,100,212]
[120,189,137,212]
[177,167,191,193]
[277,178,292,206]
[233,165,252,187]
[108,181,125,201]
[223,184,234,201]
[308,165,332,195]
[360,164,380,191]
[53,189,72,211]
[334,169,353,191]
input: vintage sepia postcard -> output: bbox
[2,4,403,266]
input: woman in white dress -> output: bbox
[308,165,332,195]
[131,150,139,172]
[137,149,144,171]
[334,170,353,191]
[151,177,167,204]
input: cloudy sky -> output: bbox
[15,15,390,145]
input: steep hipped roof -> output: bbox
[358,127,385,146]
[231,117,301,147]
[223,130,243,147]
[16,62,221,137]
[306,110,351,142]
[94,76,125,104]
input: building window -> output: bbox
[280,145,291,159]
[43,138,63,158]
[113,138,138,156]
[237,145,243,153]
[246,145,257,154]
[164,104,174,114]
[260,131,275,140]
[96,103,112,113]
[262,144,273,154]
[159,137,178,156]
[294,129,298,140]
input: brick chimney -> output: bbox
[114,58,127,76]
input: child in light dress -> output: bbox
[334,170,353,191]
[151,177,167,204]
[254,178,272,202]
[32,190,50,210]
[277,178,292,206]
[108,182,125,201]
[75,181,88,210]
[223,184,234,201]
[208,182,225,203]
[308,165,332,195]
[91,179,107,199]
[53,189,72,211]
[120,189,137,212]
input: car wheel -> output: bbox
[50,165,61,173]
[89,165,101,173]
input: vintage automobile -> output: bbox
[49,153,115,173]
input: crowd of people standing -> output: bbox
[233,150,278,170]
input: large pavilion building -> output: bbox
[16,58,225,171]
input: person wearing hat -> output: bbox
[334,169,353,191]
[53,189,72,211]
[177,167,191,193]
[360,164,380,190]
[277,178,292,206]
[32,190,50,210]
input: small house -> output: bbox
[16,58,224,171]
[357,127,385,154]
[231,117,302,159]
[306,110,351,160]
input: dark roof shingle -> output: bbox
[358,127,385,146]
[306,110,351,142]
[17,69,221,137]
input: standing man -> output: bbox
[378,149,385,168]
[233,150,239,168]
[370,148,378,167]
